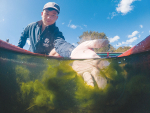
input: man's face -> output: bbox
[41,9,58,26]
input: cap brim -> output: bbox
[43,8,59,14]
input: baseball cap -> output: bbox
[43,2,60,14]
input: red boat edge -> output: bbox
[0,39,62,59]
[118,35,150,57]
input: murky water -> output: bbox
[0,48,150,113]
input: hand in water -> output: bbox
[72,59,110,89]
[70,39,110,89]
[49,39,110,89]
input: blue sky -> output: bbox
[0,0,150,50]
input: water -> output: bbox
[0,48,150,113]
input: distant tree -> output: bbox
[109,45,116,52]
[115,46,131,52]
[78,31,108,44]
[78,31,113,52]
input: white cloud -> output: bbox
[27,40,31,45]
[62,23,65,25]
[140,25,143,28]
[83,25,87,28]
[109,35,120,43]
[149,30,150,34]
[68,20,77,29]
[107,12,118,19]
[142,31,144,33]
[70,24,77,29]
[108,0,141,19]
[126,37,137,43]
[129,45,133,47]
[116,0,136,15]
[128,31,139,38]
[68,20,84,29]
[138,34,141,38]
[111,12,118,19]
[68,20,85,30]
[116,37,137,47]
[68,20,72,27]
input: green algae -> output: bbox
[15,57,128,112]
[1,48,150,113]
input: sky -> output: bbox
[0,0,150,50]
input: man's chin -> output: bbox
[46,22,54,26]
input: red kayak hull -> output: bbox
[119,35,150,57]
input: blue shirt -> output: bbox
[18,20,75,57]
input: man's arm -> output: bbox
[18,26,29,48]
[54,31,75,57]
[53,27,109,58]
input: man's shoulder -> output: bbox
[27,21,38,27]
[24,21,41,31]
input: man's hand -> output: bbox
[72,59,110,89]
[71,39,110,89]
[49,48,61,57]
[70,39,109,59]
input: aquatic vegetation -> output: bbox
[14,58,135,112]
[15,65,30,83]
[1,48,150,112]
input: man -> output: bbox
[18,2,109,59]
[18,2,75,57]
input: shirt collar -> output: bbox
[37,20,56,29]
